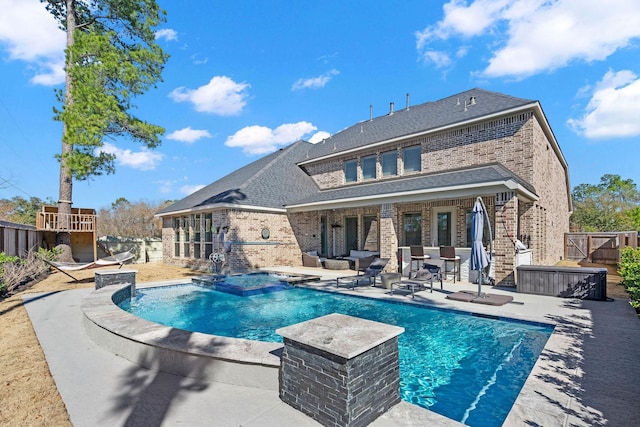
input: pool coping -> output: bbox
[81,279,284,391]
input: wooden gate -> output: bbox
[565,232,638,264]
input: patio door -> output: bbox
[362,215,378,251]
[321,215,328,256]
[432,207,455,247]
[345,217,358,254]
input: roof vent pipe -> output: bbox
[389,102,394,115]
[470,96,476,105]
[369,104,373,121]
[406,93,410,110]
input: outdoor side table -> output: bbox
[379,272,401,289]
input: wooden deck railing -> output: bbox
[36,212,96,232]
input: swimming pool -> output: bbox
[119,284,552,426]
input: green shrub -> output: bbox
[619,247,640,309]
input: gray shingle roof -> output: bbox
[286,163,536,207]
[157,88,539,216]
[303,88,535,160]
[156,141,317,214]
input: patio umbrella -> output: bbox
[470,197,491,296]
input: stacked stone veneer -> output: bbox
[277,314,404,427]
[94,269,136,291]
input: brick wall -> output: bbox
[162,209,303,271]
[304,112,536,190]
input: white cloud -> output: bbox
[0,0,65,85]
[421,50,452,68]
[567,69,640,139]
[169,76,250,115]
[225,122,317,155]
[166,127,212,144]
[155,28,178,42]
[292,69,340,91]
[416,0,640,79]
[179,184,205,195]
[416,0,512,49]
[308,131,331,144]
[98,142,163,170]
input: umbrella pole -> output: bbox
[477,196,493,296]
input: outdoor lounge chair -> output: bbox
[391,261,443,298]
[354,255,376,273]
[336,257,389,289]
[44,250,135,281]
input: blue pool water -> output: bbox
[195,272,292,296]
[119,284,552,426]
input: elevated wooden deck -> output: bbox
[36,206,96,233]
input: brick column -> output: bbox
[495,195,518,286]
[379,203,398,272]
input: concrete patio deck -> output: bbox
[23,266,640,426]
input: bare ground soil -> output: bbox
[0,263,199,426]
[0,261,630,425]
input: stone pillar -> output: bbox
[276,313,404,427]
[94,269,137,293]
[379,203,398,272]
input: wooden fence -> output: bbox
[564,231,638,264]
[0,220,42,257]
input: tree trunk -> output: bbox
[55,0,76,262]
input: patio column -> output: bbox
[495,194,518,286]
[277,313,404,427]
[379,203,398,272]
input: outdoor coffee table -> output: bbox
[324,259,350,270]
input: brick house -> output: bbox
[156,88,571,285]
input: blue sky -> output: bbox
[1,0,639,210]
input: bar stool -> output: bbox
[439,246,461,282]
[409,246,430,276]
